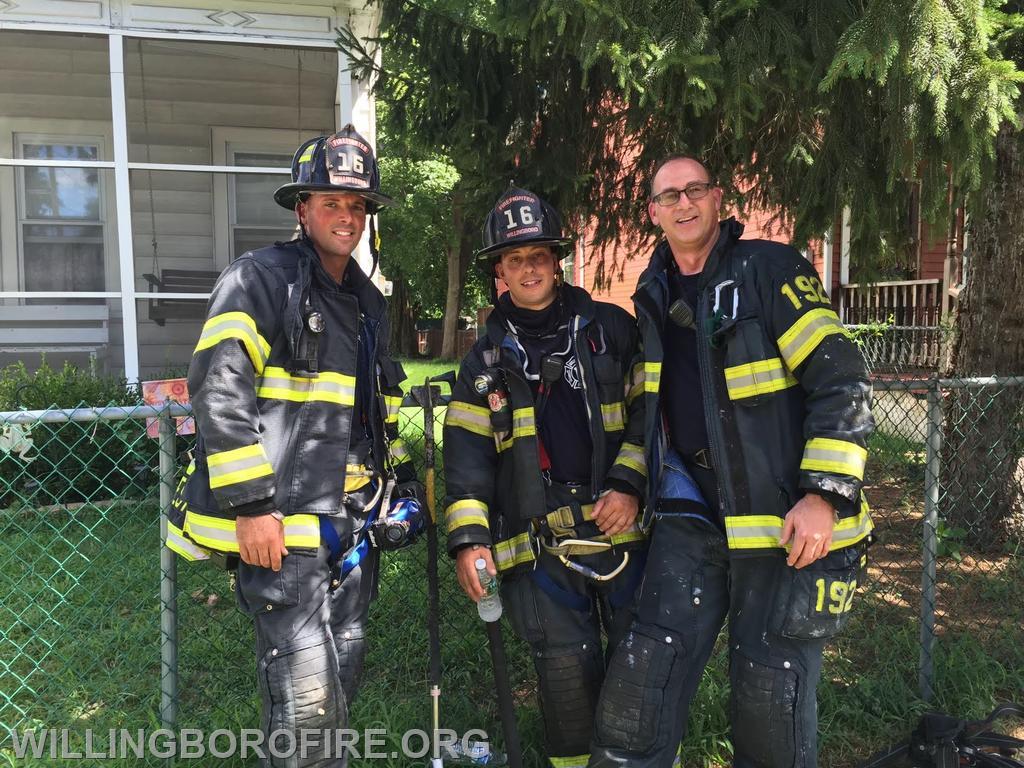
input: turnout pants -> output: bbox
[588,517,826,768]
[501,547,644,768]
[235,500,379,768]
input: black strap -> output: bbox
[859,703,1024,768]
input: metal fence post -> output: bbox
[920,379,942,702]
[158,410,178,729]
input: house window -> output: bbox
[17,140,105,299]
[229,150,297,259]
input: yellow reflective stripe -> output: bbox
[725,506,873,551]
[801,437,868,480]
[550,756,589,768]
[165,521,210,562]
[382,395,403,424]
[644,362,662,393]
[298,151,313,163]
[183,511,319,553]
[194,311,271,374]
[494,436,512,453]
[614,442,647,478]
[724,514,787,549]
[627,362,645,405]
[777,308,849,370]
[833,505,874,548]
[494,533,535,572]
[600,402,626,432]
[207,443,273,489]
[445,499,489,531]
[389,438,411,464]
[724,357,798,400]
[446,401,493,438]
[512,407,536,438]
[256,366,356,406]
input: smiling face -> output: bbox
[648,158,723,264]
[297,192,367,262]
[494,245,559,311]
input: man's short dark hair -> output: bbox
[650,155,715,197]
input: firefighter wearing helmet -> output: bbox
[443,186,651,767]
[165,124,426,765]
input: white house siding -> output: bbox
[0,26,352,378]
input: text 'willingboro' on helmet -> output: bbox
[273,124,394,213]
[476,186,574,264]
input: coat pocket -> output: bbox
[723,318,797,407]
[772,544,866,640]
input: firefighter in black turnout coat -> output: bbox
[165,126,423,767]
[444,187,649,768]
[588,157,875,768]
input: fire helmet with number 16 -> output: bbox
[273,124,394,213]
[476,186,573,269]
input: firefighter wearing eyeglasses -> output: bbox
[587,156,875,768]
[443,186,653,768]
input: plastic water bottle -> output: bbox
[475,557,502,622]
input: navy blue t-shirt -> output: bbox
[661,265,710,458]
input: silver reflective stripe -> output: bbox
[258,373,355,401]
[778,309,848,369]
[494,534,534,571]
[165,525,210,561]
[724,358,797,399]
[445,401,492,437]
[601,403,625,431]
[446,500,488,529]
[390,439,410,462]
[208,453,267,482]
[512,409,535,437]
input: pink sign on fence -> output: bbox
[142,378,195,438]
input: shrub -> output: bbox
[0,361,156,508]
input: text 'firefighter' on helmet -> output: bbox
[476,186,574,266]
[273,124,394,213]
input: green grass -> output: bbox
[396,358,460,395]
[2,416,1022,767]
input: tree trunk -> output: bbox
[388,274,417,357]
[440,193,475,360]
[944,120,1024,544]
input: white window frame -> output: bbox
[12,132,119,296]
[0,29,368,382]
[211,126,298,270]
[0,121,118,297]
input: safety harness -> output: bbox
[861,703,1024,768]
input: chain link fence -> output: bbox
[1,374,1021,767]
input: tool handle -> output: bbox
[486,621,523,768]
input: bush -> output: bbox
[0,361,156,508]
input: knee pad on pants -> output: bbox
[730,650,801,768]
[333,624,367,707]
[593,624,679,755]
[533,640,604,757]
[259,633,345,767]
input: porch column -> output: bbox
[109,33,140,382]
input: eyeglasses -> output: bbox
[651,182,715,207]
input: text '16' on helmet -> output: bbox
[273,124,394,213]
[476,186,574,263]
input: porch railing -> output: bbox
[840,278,942,326]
